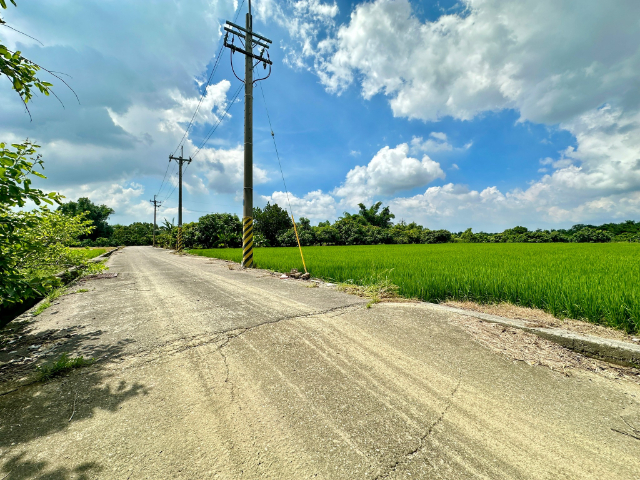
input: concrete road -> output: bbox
[1,246,639,479]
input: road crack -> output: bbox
[374,374,462,480]
[0,304,362,398]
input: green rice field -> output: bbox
[188,243,640,333]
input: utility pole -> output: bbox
[223,1,272,267]
[149,195,161,247]
[168,145,192,252]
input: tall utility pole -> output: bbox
[224,1,272,267]
[168,145,191,252]
[149,195,162,247]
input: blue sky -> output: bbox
[2,0,639,232]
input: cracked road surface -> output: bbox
[1,246,639,479]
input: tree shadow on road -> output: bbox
[1,452,102,480]
[0,320,148,453]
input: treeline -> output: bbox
[71,199,640,248]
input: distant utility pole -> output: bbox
[223,0,272,267]
[149,195,162,247]
[168,145,192,252]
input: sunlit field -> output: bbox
[189,243,640,333]
[72,248,107,259]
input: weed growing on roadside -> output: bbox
[48,287,67,302]
[338,269,400,304]
[32,300,51,316]
[73,289,89,293]
[35,353,94,382]
[31,286,68,316]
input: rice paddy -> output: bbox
[188,243,640,333]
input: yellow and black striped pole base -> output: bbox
[177,226,183,253]
[242,216,254,268]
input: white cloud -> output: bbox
[332,143,445,206]
[57,181,149,221]
[256,0,339,69]
[309,0,640,125]
[410,132,471,154]
[278,105,640,230]
[198,145,269,195]
[271,0,640,229]
[261,189,337,221]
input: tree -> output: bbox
[58,197,114,240]
[357,202,395,228]
[571,228,613,243]
[195,213,242,248]
[421,229,452,244]
[1,1,54,114]
[0,141,96,308]
[253,203,292,247]
[111,222,153,246]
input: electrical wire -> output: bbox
[158,0,245,197]
[156,160,174,199]
[170,42,225,159]
[258,82,294,219]
[234,0,246,22]
[191,83,243,160]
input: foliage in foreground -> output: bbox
[189,243,640,333]
[35,353,94,382]
[1,1,55,109]
[0,141,101,310]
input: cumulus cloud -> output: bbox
[270,0,640,229]
[410,132,472,154]
[256,0,339,69]
[261,189,337,222]
[198,145,269,195]
[0,0,249,224]
[332,143,445,206]
[57,181,151,220]
[308,0,640,125]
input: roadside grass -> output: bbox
[32,300,52,316]
[32,287,67,316]
[337,270,400,308]
[35,353,94,382]
[74,248,107,260]
[188,243,640,333]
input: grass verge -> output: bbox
[35,353,94,382]
[337,270,400,308]
[32,287,67,316]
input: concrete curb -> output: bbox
[22,247,123,320]
[424,303,640,367]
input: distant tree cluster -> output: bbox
[70,197,640,249]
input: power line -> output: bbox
[258,82,294,219]
[170,42,225,158]
[158,0,244,198]
[234,0,246,22]
[191,83,243,160]
[169,0,246,160]
[156,160,174,199]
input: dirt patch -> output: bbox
[444,300,636,343]
[450,314,640,385]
